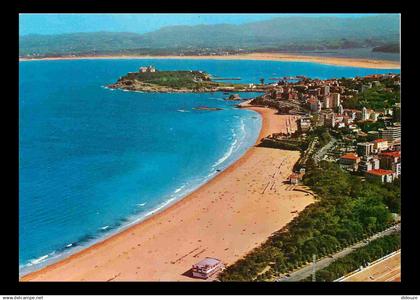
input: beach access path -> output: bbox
[22,103,315,282]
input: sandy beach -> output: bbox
[21,104,315,282]
[19,52,400,69]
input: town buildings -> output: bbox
[251,73,401,184]
[357,142,374,156]
[358,156,380,173]
[298,118,311,133]
[380,125,401,143]
[339,153,360,172]
[365,169,395,183]
[331,93,341,108]
[379,151,401,178]
[139,66,156,73]
[373,139,388,152]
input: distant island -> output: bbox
[108,66,267,93]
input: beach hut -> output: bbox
[191,257,224,279]
[288,173,300,185]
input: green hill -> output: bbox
[19,15,400,57]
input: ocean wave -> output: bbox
[177,109,190,113]
[101,85,115,91]
[212,137,238,169]
[212,121,244,169]
[143,196,177,218]
[20,116,258,277]
[174,184,186,194]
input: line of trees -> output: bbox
[339,76,400,110]
[218,161,400,281]
[301,233,400,282]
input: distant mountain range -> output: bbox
[19,15,400,57]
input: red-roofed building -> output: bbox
[379,151,401,177]
[307,97,321,112]
[339,153,360,172]
[380,151,401,158]
[365,169,395,183]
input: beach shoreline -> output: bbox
[19,52,400,69]
[21,103,315,282]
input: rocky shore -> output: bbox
[107,80,267,93]
[107,68,268,93]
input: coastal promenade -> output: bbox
[277,224,400,282]
[22,104,314,281]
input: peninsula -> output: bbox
[107,66,266,93]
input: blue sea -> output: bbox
[19,58,399,275]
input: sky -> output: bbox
[19,13,383,36]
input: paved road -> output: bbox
[313,136,337,164]
[276,223,400,282]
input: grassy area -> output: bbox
[120,70,215,89]
[218,161,400,281]
[344,87,400,110]
[301,233,400,282]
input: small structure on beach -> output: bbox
[139,66,156,73]
[191,257,224,279]
[288,173,300,185]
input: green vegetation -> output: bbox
[218,161,400,281]
[301,233,400,281]
[312,127,331,148]
[259,139,306,151]
[121,70,219,90]
[357,120,386,133]
[259,128,329,156]
[356,87,400,110]
[340,76,400,110]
